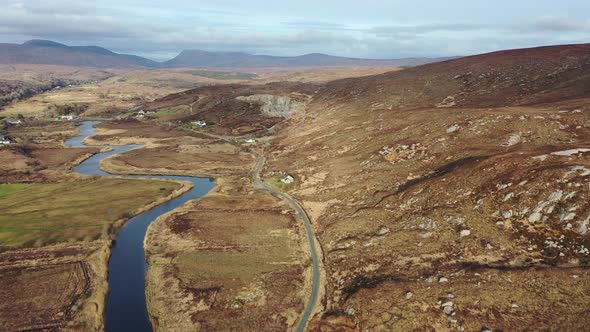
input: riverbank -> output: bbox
[0,121,196,330]
[60,121,217,331]
[143,177,308,331]
[89,120,319,331]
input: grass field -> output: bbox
[185,70,257,80]
[173,210,300,289]
[102,142,254,178]
[0,178,181,249]
[0,184,30,198]
[5,120,79,145]
[145,192,306,331]
[151,105,191,121]
[266,176,296,191]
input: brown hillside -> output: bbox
[127,43,590,331]
[146,82,317,135]
[260,44,590,331]
[318,43,590,110]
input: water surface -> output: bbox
[65,121,215,332]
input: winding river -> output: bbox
[65,121,215,332]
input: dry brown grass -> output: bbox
[249,66,402,84]
[338,267,590,331]
[262,93,590,330]
[146,187,307,332]
[5,120,80,146]
[0,241,110,331]
[103,144,254,178]
[96,129,310,331]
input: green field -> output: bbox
[152,105,191,121]
[0,178,180,249]
[0,184,30,198]
[265,176,295,191]
[185,70,257,80]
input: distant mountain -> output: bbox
[0,40,456,68]
[164,49,455,68]
[0,40,159,68]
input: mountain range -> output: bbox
[163,49,457,68]
[0,40,455,69]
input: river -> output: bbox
[65,121,215,332]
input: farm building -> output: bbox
[4,118,22,125]
[281,175,295,184]
[0,135,15,145]
[192,120,207,128]
[60,115,76,121]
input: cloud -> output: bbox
[370,23,490,36]
[531,16,590,32]
[0,0,589,61]
[281,21,362,32]
[0,1,137,39]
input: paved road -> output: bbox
[184,127,321,331]
[250,150,320,332]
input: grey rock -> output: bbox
[236,94,305,117]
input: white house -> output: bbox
[281,175,295,184]
[60,115,76,121]
[245,138,256,143]
[192,120,207,128]
[137,110,146,115]
[4,118,22,125]
[0,135,14,145]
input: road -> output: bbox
[250,150,320,332]
[183,127,322,331]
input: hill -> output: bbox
[147,43,590,134]
[0,40,159,68]
[163,49,454,68]
[265,43,590,331]
[144,43,590,331]
[317,43,590,109]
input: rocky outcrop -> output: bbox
[236,94,307,117]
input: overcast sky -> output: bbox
[1,0,589,61]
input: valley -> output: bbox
[0,42,589,332]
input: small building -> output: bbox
[145,110,156,115]
[192,120,207,128]
[0,135,14,145]
[137,110,146,115]
[60,115,76,121]
[245,138,256,143]
[280,175,295,184]
[4,118,22,125]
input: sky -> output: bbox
[1,0,589,61]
